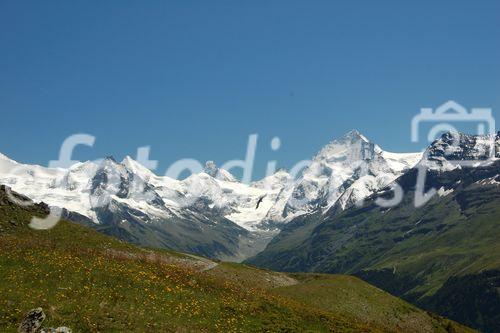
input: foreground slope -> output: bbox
[272,274,464,333]
[0,186,472,332]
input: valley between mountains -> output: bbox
[0,185,474,332]
[0,130,421,262]
[1,130,499,332]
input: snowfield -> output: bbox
[0,131,423,236]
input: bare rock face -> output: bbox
[18,308,46,333]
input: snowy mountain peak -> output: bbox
[0,130,496,261]
[341,129,369,142]
[280,131,422,219]
[121,155,136,165]
[0,152,18,173]
[0,129,423,236]
[104,155,117,163]
[203,161,237,182]
[0,152,13,162]
[421,131,499,170]
[121,156,156,180]
[314,130,377,165]
[252,169,292,190]
[204,161,220,177]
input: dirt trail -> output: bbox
[105,249,219,272]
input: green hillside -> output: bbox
[273,274,464,333]
[247,165,500,332]
[0,186,473,332]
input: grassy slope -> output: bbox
[314,183,500,299]
[246,168,500,332]
[273,274,465,333]
[0,190,473,332]
[248,171,500,294]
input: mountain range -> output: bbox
[0,184,473,332]
[1,130,499,331]
[247,131,500,332]
[0,130,421,261]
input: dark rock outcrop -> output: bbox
[18,308,46,333]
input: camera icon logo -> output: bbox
[411,100,496,166]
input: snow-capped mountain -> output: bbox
[421,131,500,171]
[0,151,291,260]
[0,130,423,260]
[265,130,422,222]
[0,153,284,230]
[246,133,500,333]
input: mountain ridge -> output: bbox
[246,132,500,332]
[0,130,421,261]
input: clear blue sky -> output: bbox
[1,1,499,180]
